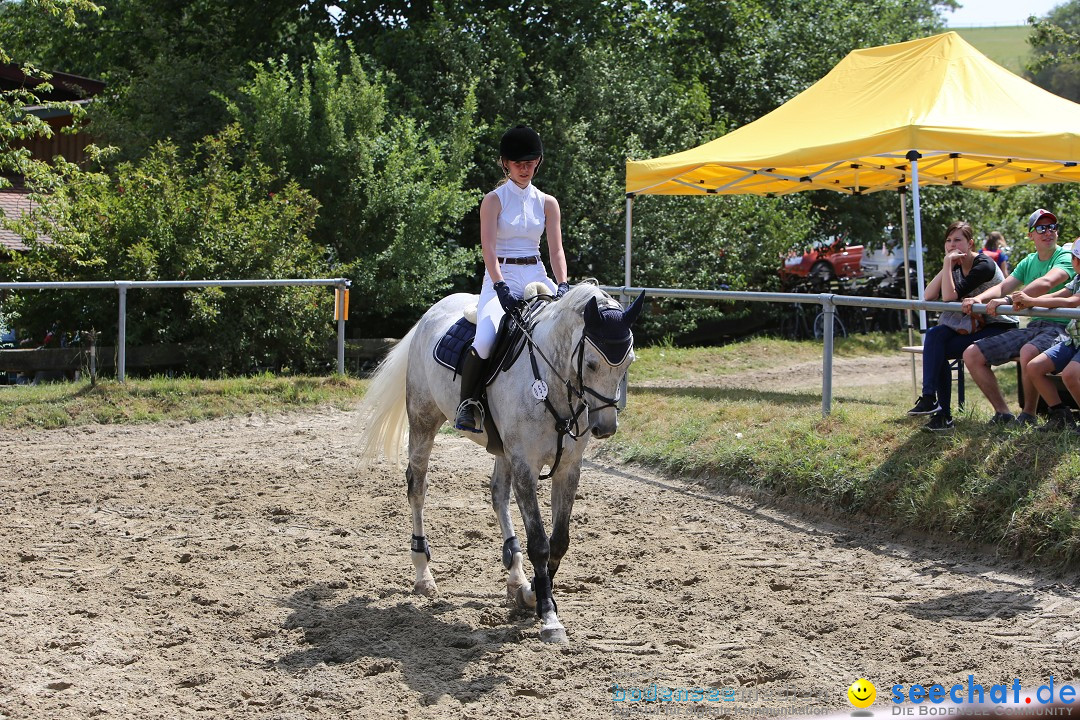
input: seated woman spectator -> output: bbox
[982,231,1009,274]
[907,221,1017,432]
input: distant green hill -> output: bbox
[954,26,1033,74]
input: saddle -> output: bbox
[433,311,530,384]
[433,297,548,454]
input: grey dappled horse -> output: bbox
[357,283,644,643]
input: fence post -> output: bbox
[336,284,346,375]
[624,196,634,288]
[117,282,129,382]
[821,294,835,417]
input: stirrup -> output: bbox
[454,399,485,434]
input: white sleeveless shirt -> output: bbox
[493,181,546,257]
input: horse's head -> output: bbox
[577,288,644,438]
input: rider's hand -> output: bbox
[556,281,570,299]
[961,297,977,315]
[493,280,523,315]
[985,297,1005,317]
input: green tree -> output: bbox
[1029,1,1080,101]
[226,41,479,335]
[4,0,974,345]
[330,0,956,340]
[1,0,102,191]
[0,0,341,161]
[5,126,333,374]
[658,0,952,128]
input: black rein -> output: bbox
[520,313,624,480]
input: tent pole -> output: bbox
[899,188,913,345]
[624,195,634,292]
[906,151,928,334]
[899,189,917,398]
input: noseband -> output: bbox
[518,304,630,480]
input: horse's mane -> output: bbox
[556,280,621,314]
[532,281,621,354]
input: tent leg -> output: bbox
[907,152,928,333]
[899,189,917,398]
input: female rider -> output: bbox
[455,125,569,433]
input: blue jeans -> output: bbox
[922,323,1013,414]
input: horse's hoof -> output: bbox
[413,579,438,597]
[540,624,568,644]
[514,583,537,609]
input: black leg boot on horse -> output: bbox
[454,347,486,433]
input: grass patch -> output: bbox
[954,26,1032,74]
[630,332,907,382]
[0,374,366,428]
[605,337,1080,568]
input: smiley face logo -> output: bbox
[848,678,876,708]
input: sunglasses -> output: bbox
[1033,223,1059,234]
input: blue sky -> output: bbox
[944,0,1064,27]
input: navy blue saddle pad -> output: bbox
[434,317,475,373]
[433,309,531,382]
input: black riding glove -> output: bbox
[493,280,523,314]
[556,281,570,299]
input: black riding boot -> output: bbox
[454,347,486,433]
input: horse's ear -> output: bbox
[622,291,645,326]
[584,296,602,327]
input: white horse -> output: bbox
[357,282,644,643]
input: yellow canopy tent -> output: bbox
[623,31,1080,320]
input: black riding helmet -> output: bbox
[500,125,543,161]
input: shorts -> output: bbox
[1043,340,1080,373]
[970,319,1068,366]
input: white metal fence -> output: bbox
[601,285,1080,416]
[0,278,351,381]
[5,278,1080,412]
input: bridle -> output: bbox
[515,303,631,480]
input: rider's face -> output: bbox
[505,158,540,188]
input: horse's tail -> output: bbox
[356,322,417,466]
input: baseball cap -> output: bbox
[1028,208,1058,230]
[1071,243,1080,260]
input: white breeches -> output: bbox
[473,262,555,359]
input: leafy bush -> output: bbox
[226,41,479,336]
[4,126,333,374]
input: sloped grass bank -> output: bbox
[603,338,1080,567]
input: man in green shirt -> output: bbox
[961,209,1076,425]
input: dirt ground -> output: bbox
[2,355,1079,719]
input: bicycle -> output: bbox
[779,300,812,339]
[812,308,847,340]
[779,301,847,340]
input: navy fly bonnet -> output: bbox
[583,292,645,365]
